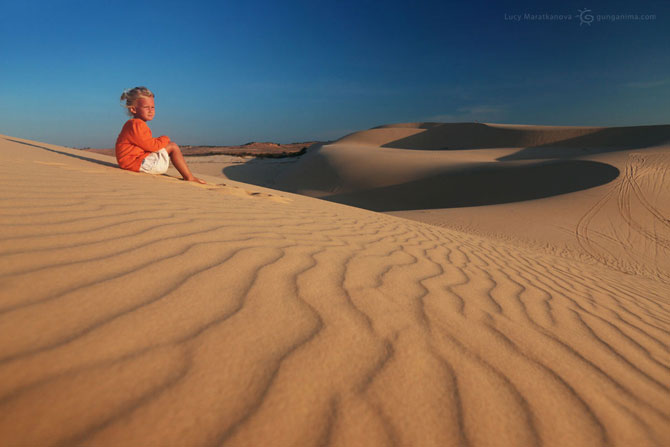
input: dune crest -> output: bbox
[1,135,669,446]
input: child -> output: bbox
[116,87,205,184]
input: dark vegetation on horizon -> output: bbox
[81,141,319,159]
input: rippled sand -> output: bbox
[1,134,669,446]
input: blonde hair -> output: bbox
[120,86,155,116]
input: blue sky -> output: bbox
[1,0,668,147]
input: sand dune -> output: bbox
[338,122,670,151]
[1,133,669,446]
[224,122,670,282]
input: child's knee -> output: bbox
[164,142,181,155]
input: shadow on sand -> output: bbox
[3,138,118,168]
[497,125,670,160]
[322,159,620,211]
[380,123,670,158]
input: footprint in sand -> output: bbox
[145,174,291,204]
[207,182,292,204]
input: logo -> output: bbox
[577,8,594,25]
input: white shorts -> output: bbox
[139,148,170,174]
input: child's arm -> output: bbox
[126,120,171,152]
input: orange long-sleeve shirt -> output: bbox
[115,119,171,171]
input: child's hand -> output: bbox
[185,176,206,184]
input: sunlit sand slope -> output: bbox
[1,136,669,446]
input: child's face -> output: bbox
[130,96,155,121]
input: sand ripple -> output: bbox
[1,138,669,446]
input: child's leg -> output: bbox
[164,143,206,184]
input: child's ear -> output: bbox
[128,106,137,115]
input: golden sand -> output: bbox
[1,132,669,446]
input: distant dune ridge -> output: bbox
[1,128,670,446]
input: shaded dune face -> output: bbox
[377,122,670,153]
[380,122,599,150]
[324,160,620,211]
[499,125,670,160]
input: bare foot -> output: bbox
[184,176,207,184]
